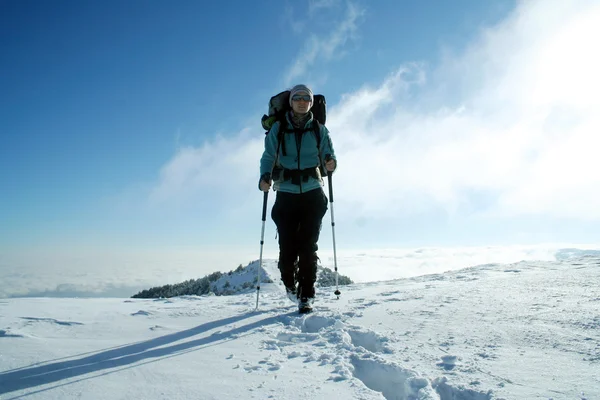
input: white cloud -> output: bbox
[148,128,263,209]
[0,246,259,298]
[308,0,341,17]
[282,3,305,35]
[284,1,364,86]
[328,0,600,220]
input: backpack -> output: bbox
[261,91,326,132]
[261,90,327,176]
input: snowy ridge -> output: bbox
[1,254,598,399]
[210,259,280,295]
[206,259,349,297]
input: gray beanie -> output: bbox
[289,84,314,106]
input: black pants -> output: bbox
[271,188,328,297]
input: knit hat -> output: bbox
[289,84,314,106]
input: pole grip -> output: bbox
[261,191,268,221]
[325,154,334,202]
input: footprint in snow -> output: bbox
[343,310,363,318]
[131,310,152,316]
[0,329,24,338]
[350,354,436,400]
[267,363,282,371]
[149,325,166,331]
[347,329,393,354]
[20,317,83,326]
[274,331,320,345]
[244,364,262,372]
[382,297,410,303]
[243,357,282,374]
[379,290,401,297]
[345,341,492,400]
[298,314,339,333]
[437,354,458,370]
[351,300,380,309]
[433,377,492,400]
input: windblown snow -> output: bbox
[0,252,598,399]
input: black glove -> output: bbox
[260,173,271,183]
[258,173,272,191]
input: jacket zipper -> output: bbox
[295,127,303,194]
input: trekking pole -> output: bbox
[255,190,269,310]
[325,155,341,299]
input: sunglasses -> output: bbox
[291,95,312,102]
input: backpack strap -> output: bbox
[270,123,284,175]
[313,120,324,174]
[313,119,321,152]
[277,122,287,157]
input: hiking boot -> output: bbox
[297,285,315,304]
[298,300,313,314]
[285,285,298,304]
[280,259,299,304]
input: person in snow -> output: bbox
[259,84,337,307]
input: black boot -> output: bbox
[297,286,314,313]
[297,252,318,312]
[279,259,298,304]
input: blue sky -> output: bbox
[2,0,600,290]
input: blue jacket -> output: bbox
[260,112,336,194]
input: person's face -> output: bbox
[291,92,312,115]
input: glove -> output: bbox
[259,173,271,192]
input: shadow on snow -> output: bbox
[0,309,296,398]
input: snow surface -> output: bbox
[1,254,599,399]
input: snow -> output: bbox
[1,252,599,399]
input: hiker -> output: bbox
[258,84,337,310]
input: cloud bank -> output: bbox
[1,244,576,297]
[147,0,600,233]
[329,0,600,220]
